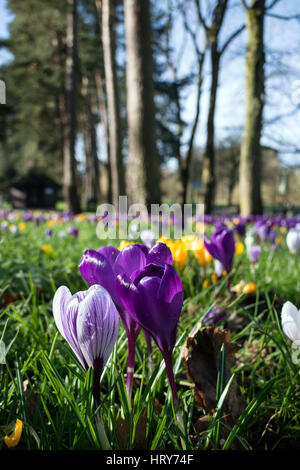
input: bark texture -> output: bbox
[97,0,125,207]
[239,0,265,216]
[82,78,101,208]
[63,0,81,213]
[124,0,160,207]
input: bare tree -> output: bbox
[239,0,265,215]
[179,3,206,205]
[194,0,244,213]
[95,0,125,207]
[124,0,161,207]
[95,68,112,203]
[81,76,101,208]
[63,0,81,213]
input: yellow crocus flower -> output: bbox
[243,282,257,294]
[41,244,53,253]
[171,240,188,271]
[118,240,134,251]
[232,281,257,294]
[4,419,23,448]
[181,234,197,250]
[18,222,26,231]
[157,236,173,247]
[235,241,244,256]
[191,239,212,266]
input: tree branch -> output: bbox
[194,0,208,31]
[266,0,281,10]
[241,0,249,10]
[219,24,245,56]
[266,12,300,21]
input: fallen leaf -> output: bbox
[183,323,245,428]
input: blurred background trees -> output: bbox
[0,0,300,214]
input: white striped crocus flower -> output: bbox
[52,284,119,449]
[281,301,300,352]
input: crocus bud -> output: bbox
[203,307,227,325]
[79,242,173,401]
[247,244,262,264]
[67,226,79,237]
[281,301,300,348]
[286,229,300,255]
[204,227,235,274]
[52,284,119,378]
[116,263,184,408]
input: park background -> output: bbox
[0,0,300,215]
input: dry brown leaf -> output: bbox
[117,410,148,450]
[183,323,245,427]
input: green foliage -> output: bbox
[1,218,300,450]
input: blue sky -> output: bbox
[0,0,300,168]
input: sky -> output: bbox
[0,0,300,169]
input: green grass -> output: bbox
[0,217,300,450]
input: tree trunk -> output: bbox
[95,69,112,203]
[239,0,265,216]
[202,43,220,214]
[82,78,101,208]
[97,0,125,207]
[63,0,81,213]
[181,56,204,205]
[124,0,160,207]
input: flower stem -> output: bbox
[95,412,111,450]
[162,351,186,450]
[126,331,136,405]
[144,331,155,375]
[162,351,179,410]
[92,372,110,450]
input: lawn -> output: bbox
[1,210,300,451]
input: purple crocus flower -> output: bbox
[204,227,235,275]
[45,228,53,239]
[67,226,79,237]
[247,244,262,264]
[233,218,246,237]
[79,242,173,401]
[203,307,227,325]
[116,263,184,408]
[255,220,272,241]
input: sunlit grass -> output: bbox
[1,218,300,450]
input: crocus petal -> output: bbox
[113,244,148,278]
[116,273,140,325]
[97,245,120,265]
[52,285,72,341]
[135,273,182,354]
[158,264,183,305]
[134,276,164,337]
[65,296,88,368]
[147,242,173,266]
[132,263,165,284]
[76,285,119,375]
[204,235,218,260]
[281,301,300,343]
[222,230,235,272]
[79,249,119,307]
